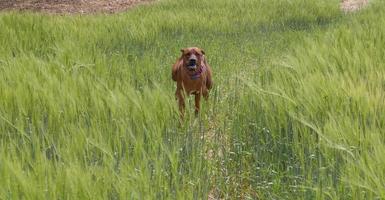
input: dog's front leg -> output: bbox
[194,93,201,116]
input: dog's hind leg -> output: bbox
[202,88,209,101]
[205,65,213,90]
[176,89,185,119]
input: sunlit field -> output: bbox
[0,0,384,199]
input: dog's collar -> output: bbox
[190,65,206,80]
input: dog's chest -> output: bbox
[181,77,205,93]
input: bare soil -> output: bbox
[0,0,370,15]
[340,0,369,12]
[0,0,152,14]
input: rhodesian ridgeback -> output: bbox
[172,47,213,117]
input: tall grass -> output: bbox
[0,0,383,199]
[223,1,385,199]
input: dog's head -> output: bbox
[180,47,205,71]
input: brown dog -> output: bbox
[172,47,213,117]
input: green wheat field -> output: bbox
[0,0,384,199]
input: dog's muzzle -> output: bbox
[187,59,197,71]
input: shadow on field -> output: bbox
[258,16,338,33]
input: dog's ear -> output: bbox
[200,49,205,55]
[180,48,187,55]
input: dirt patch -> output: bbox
[340,0,369,12]
[0,0,153,14]
[1,0,370,15]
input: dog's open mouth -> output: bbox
[187,65,197,71]
[187,60,197,71]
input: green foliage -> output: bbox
[0,0,384,199]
